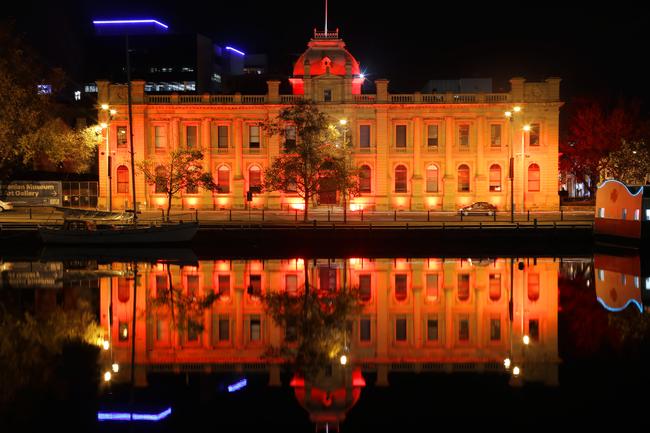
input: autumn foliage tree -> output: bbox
[561,97,646,191]
[138,149,216,221]
[0,21,98,178]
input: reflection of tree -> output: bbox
[0,299,103,414]
[149,264,218,335]
[609,310,650,355]
[262,265,361,380]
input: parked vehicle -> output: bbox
[0,200,13,212]
[458,202,497,216]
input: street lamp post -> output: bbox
[100,105,117,212]
[339,118,349,223]
[504,106,522,223]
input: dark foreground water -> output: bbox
[1,247,649,432]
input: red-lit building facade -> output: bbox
[97,28,562,212]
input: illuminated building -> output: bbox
[96,27,562,212]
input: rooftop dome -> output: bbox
[293,29,361,77]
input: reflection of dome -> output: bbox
[291,367,366,432]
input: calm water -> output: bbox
[1,249,648,432]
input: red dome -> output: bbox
[293,36,361,77]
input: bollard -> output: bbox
[406,222,409,230]
[195,209,199,222]
[480,222,482,229]
[29,207,32,220]
[394,210,397,222]
[427,210,430,222]
[313,219,317,228]
[327,210,330,222]
[527,210,530,221]
[493,211,497,222]
[229,209,232,221]
[460,212,464,222]
[516,222,520,229]
[534,218,538,228]
[295,209,298,222]
[560,209,564,221]
[161,209,165,221]
[361,210,364,221]
[262,209,265,221]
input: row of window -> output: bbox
[597,207,650,221]
[118,163,542,196]
[113,123,543,151]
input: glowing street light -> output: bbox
[100,104,117,212]
[512,366,521,377]
[112,363,120,373]
[339,354,348,365]
[523,335,531,345]
[504,358,512,369]
[102,339,110,351]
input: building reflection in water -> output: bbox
[95,256,561,427]
[594,253,650,313]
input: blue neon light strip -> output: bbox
[93,19,169,29]
[227,378,247,392]
[596,296,643,313]
[97,407,172,422]
[597,179,645,196]
[225,46,246,56]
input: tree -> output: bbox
[598,139,650,185]
[137,148,217,221]
[0,21,98,178]
[262,100,359,221]
[561,97,645,192]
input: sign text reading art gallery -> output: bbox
[0,181,62,206]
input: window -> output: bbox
[395,165,407,193]
[285,274,298,294]
[395,318,407,342]
[249,166,261,190]
[489,164,501,192]
[324,89,332,102]
[426,274,439,301]
[187,318,199,342]
[359,274,371,302]
[359,165,371,193]
[187,275,199,296]
[490,319,501,341]
[528,164,540,192]
[210,125,228,150]
[154,126,167,150]
[186,125,198,148]
[427,318,439,341]
[395,274,407,301]
[218,316,230,341]
[156,275,168,293]
[458,274,470,301]
[598,208,605,218]
[622,208,627,220]
[250,316,261,341]
[118,279,130,303]
[458,124,470,148]
[116,166,129,193]
[117,126,127,148]
[156,319,168,342]
[490,124,502,147]
[427,125,439,148]
[489,274,501,301]
[249,125,260,149]
[426,165,438,193]
[647,209,650,221]
[395,125,407,148]
[155,166,167,193]
[359,125,370,149]
[458,164,470,192]
[217,166,230,194]
[284,126,296,152]
[459,317,470,341]
[218,275,230,298]
[529,319,539,341]
[118,322,129,341]
[528,273,540,301]
[529,124,540,146]
[319,267,336,291]
[248,275,262,298]
[634,209,640,221]
[360,317,371,342]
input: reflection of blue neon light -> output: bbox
[596,297,643,313]
[227,379,247,392]
[226,46,245,56]
[93,19,169,29]
[97,407,172,422]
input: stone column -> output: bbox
[201,118,213,209]
[475,115,487,202]
[375,108,389,210]
[443,116,456,210]
[411,116,423,210]
[233,118,245,208]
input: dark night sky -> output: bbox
[5,1,650,104]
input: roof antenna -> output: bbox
[325,0,328,36]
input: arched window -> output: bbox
[458,164,470,192]
[394,274,407,302]
[249,165,261,190]
[426,165,438,192]
[528,164,540,192]
[395,165,407,193]
[155,166,167,193]
[217,165,230,194]
[528,273,540,301]
[116,166,129,194]
[359,165,371,193]
[489,274,501,301]
[117,277,130,303]
[489,164,502,192]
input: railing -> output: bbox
[179,95,202,103]
[146,95,171,103]
[354,94,376,103]
[391,94,414,103]
[210,95,234,104]
[422,94,445,103]
[454,95,477,103]
[485,93,509,103]
[242,95,266,104]
[281,95,303,104]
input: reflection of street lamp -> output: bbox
[504,106,521,222]
[100,104,117,211]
